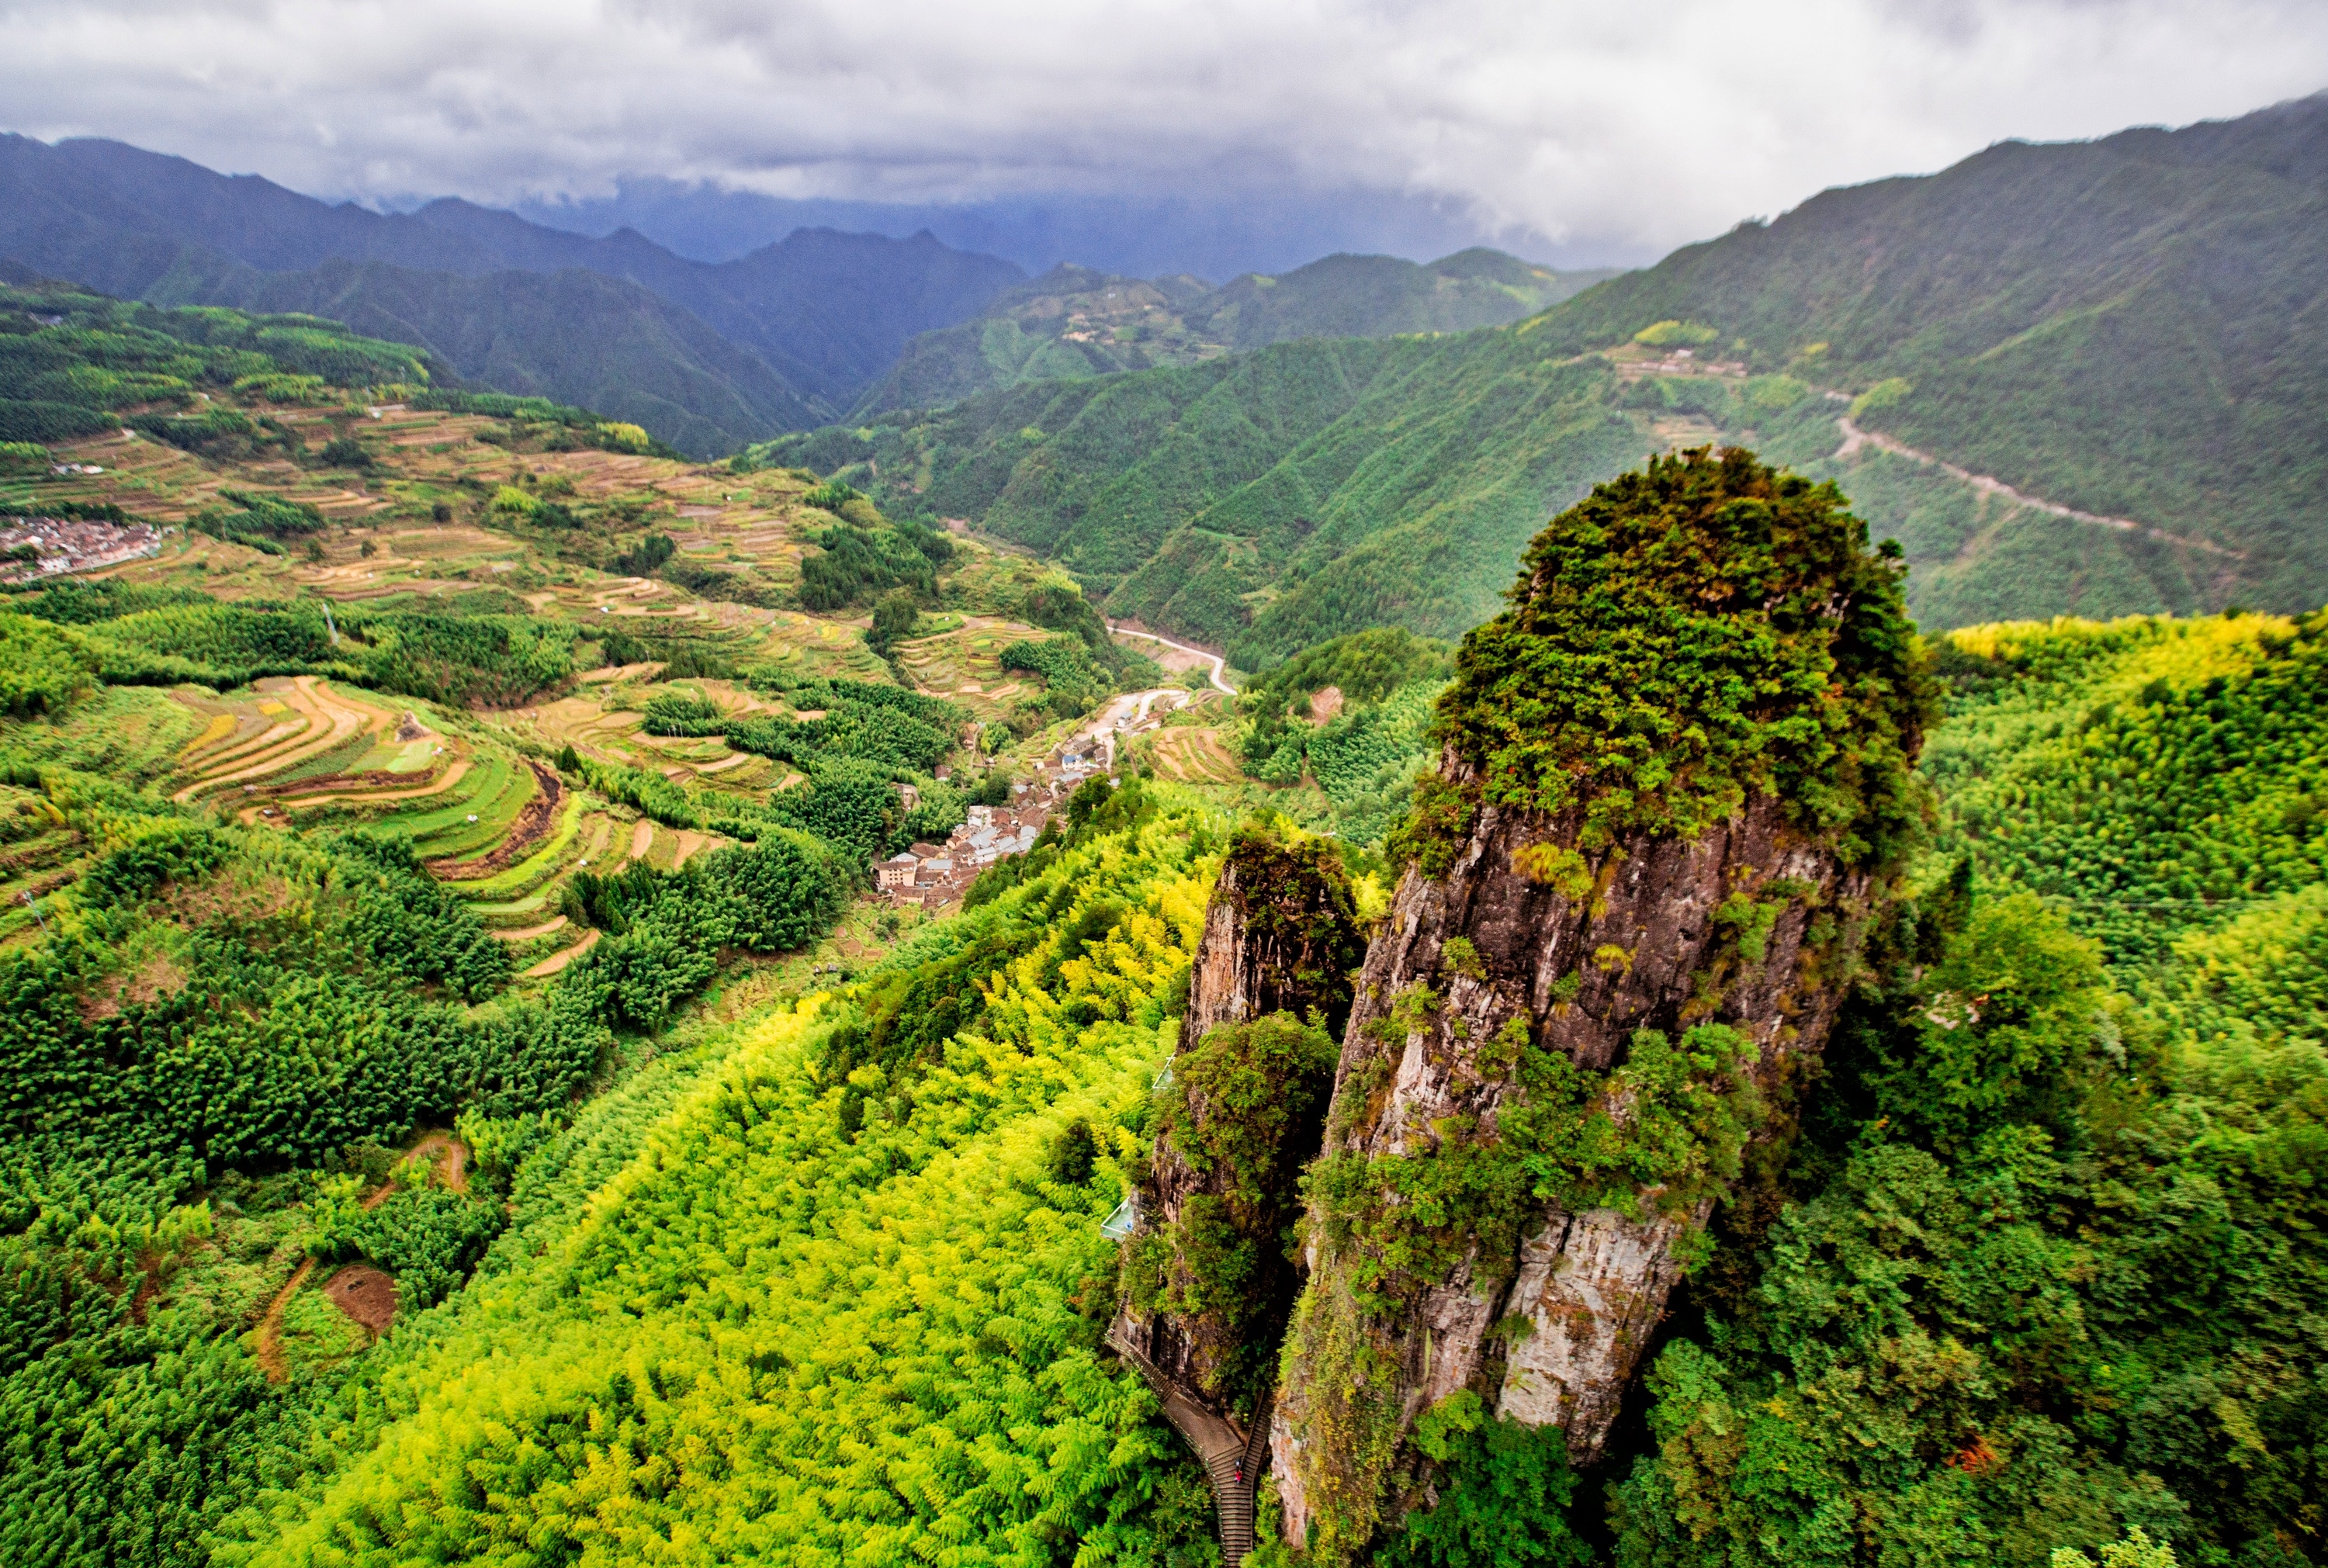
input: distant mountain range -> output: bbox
[0,135,1024,452]
[501,178,1598,279]
[763,92,2328,657]
[0,135,1599,456]
[850,251,1622,417]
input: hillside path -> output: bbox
[1833,414,2245,562]
[1107,624,1235,694]
[252,1133,469,1383]
[1107,1320,1270,1564]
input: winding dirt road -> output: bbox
[1833,414,2244,562]
[1107,623,1235,694]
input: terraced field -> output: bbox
[89,670,568,969]
[6,380,1131,970]
[1138,724,1245,784]
[888,615,1048,725]
[174,677,411,804]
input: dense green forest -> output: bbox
[1602,605,2328,1568]
[0,760,854,1563]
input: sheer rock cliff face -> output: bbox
[1181,843,1363,1051]
[1115,834,1364,1415]
[1112,832,1366,1563]
[1269,784,1874,1549]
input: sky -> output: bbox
[4,0,2326,268]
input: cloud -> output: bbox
[3,0,2323,259]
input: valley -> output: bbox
[747,95,2325,658]
[0,82,2324,1568]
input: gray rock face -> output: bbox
[1111,829,1366,1558]
[1118,839,1363,1410]
[1183,848,1363,1047]
[1495,1203,1707,1440]
[1270,785,1873,1550]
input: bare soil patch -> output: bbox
[254,1258,314,1383]
[323,1265,397,1332]
[77,954,189,1021]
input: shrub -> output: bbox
[0,613,89,717]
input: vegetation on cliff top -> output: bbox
[1422,445,1930,861]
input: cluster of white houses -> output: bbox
[0,514,168,584]
[877,747,1114,904]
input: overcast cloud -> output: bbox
[4,0,2325,260]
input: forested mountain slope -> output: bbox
[766,95,2326,663]
[753,331,1645,666]
[851,251,1620,417]
[144,254,819,457]
[1523,92,2328,612]
[1184,248,1619,349]
[198,782,1226,1566]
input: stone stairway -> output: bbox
[1108,1319,1268,1563]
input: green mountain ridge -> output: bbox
[849,249,1621,417]
[760,94,2326,665]
[145,252,819,458]
[0,135,1029,455]
[1523,92,2328,607]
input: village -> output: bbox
[0,512,170,583]
[875,681,1199,905]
